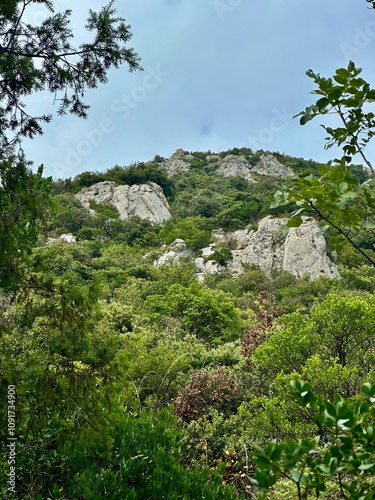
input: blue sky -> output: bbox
[22,0,375,179]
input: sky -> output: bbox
[20,0,375,179]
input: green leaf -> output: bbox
[316,225,329,238]
[287,216,303,228]
[300,114,312,125]
[336,68,350,79]
[290,469,303,483]
[358,463,375,471]
[338,182,349,193]
[316,97,330,110]
[324,401,337,419]
[328,87,343,100]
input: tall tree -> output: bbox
[0,0,141,156]
[0,1,141,291]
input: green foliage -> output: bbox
[340,265,375,292]
[70,407,241,500]
[212,200,260,230]
[253,381,375,499]
[161,216,212,250]
[253,293,375,380]
[115,215,162,247]
[0,159,51,291]
[47,193,94,235]
[0,0,141,154]
[271,61,375,266]
[105,162,175,199]
[209,247,233,266]
[145,283,242,344]
[69,171,106,192]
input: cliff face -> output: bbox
[155,217,339,280]
[75,181,171,224]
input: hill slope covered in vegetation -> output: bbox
[2,146,375,498]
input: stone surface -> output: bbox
[153,239,194,266]
[215,153,293,181]
[159,149,294,181]
[218,216,338,279]
[47,233,76,244]
[216,154,255,181]
[75,181,171,224]
[252,154,294,178]
[283,219,339,278]
[153,217,339,280]
[225,217,285,276]
[161,148,194,176]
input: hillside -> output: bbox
[2,146,375,499]
[47,146,370,274]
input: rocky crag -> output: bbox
[154,217,339,281]
[160,148,294,180]
[75,181,171,224]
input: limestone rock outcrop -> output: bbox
[252,154,294,178]
[160,149,294,181]
[161,149,194,176]
[154,217,339,280]
[75,181,171,224]
[210,153,293,181]
[216,154,256,181]
[153,239,194,266]
[283,219,339,278]
[219,217,338,279]
[47,233,77,244]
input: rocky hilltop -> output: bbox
[72,147,341,280]
[75,181,171,224]
[160,148,294,180]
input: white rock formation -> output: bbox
[216,154,255,181]
[215,153,293,181]
[218,216,338,279]
[154,217,339,281]
[47,233,76,244]
[283,219,339,278]
[252,154,294,178]
[161,148,194,176]
[75,181,171,224]
[159,149,294,181]
[153,239,194,266]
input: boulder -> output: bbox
[153,239,194,266]
[75,181,171,224]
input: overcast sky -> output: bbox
[21,0,375,179]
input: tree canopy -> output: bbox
[0,0,141,291]
[0,0,141,157]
